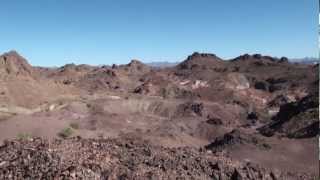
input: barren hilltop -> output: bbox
[0,51,318,179]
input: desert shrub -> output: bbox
[17,133,32,140]
[58,127,74,138]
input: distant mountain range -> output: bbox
[146,57,319,68]
[291,57,319,64]
[146,61,179,68]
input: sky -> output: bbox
[0,0,318,66]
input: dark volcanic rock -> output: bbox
[254,81,269,91]
[259,93,319,138]
[175,102,204,117]
[206,116,223,125]
[268,94,291,107]
[247,112,258,120]
[279,57,289,63]
[205,130,271,152]
[230,54,289,66]
[186,52,218,60]
[176,52,224,71]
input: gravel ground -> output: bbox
[0,136,314,180]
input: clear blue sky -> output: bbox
[0,0,318,66]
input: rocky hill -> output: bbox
[0,50,34,78]
[0,50,317,179]
[259,91,319,138]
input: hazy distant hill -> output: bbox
[146,61,179,68]
[291,57,319,64]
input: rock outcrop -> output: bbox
[259,92,319,138]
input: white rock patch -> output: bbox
[192,80,209,89]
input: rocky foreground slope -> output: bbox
[0,136,314,180]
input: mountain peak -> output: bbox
[231,54,289,64]
[0,50,34,76]
[176,52,224,70]
[186,52,218,61]
[128,59,144,66]
[123,59,151,73]
[5,50,20,56]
